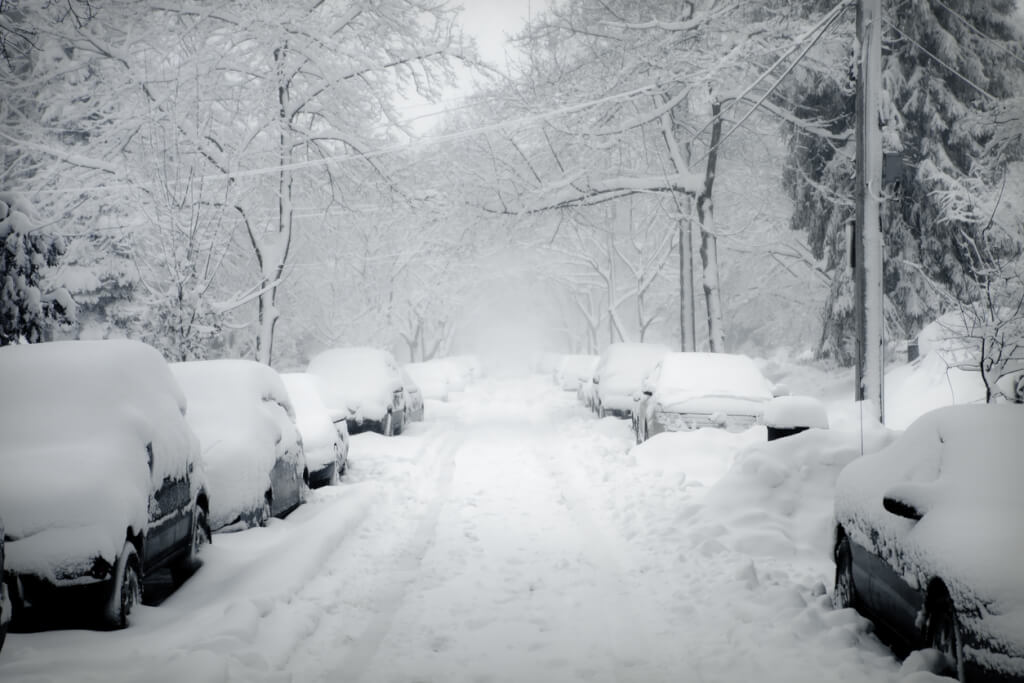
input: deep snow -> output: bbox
[0,355,999,683]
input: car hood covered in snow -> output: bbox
[596,343,669,408]
[654,352,773,410]
[0,340,201,578]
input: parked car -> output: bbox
[1,517,9,652]
[448,354,484,382]
[281,373,349,488]
[556,354,600,392]
[401,369,425,423]
[437,357,469,393]
[308,347,406,436]
[592,342,670,418]
[172,360,307,532]
[0,340,210,629]
[832,404,1024,682]
[633,352,777,442]
[404,361,450,402]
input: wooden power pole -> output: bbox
[854,0,885,422]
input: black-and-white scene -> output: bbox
[1,1,1022,682]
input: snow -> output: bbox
[594,342,670,411]
[404,360,450,401]
[171,360,303,531]
[280,373,344,474]
[654,351,774,407]
[555,353,599,391]
[761,395,829,429]
[0,339,200,580]
[307,347,403,424]
[1,340,1020,682]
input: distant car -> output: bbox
[172,360,307,532]
[832,404,1024,682]
[437,357,469,393]
[308,347,406,436]
[0,340,210,629]
[401,369,425,423]
[1,517,9,652]
[404,361,450,402]
[556,354,599,392]
[281,373,349,488]
[633,352,778,442]
[592,342,670,418]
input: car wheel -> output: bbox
[104,541,141,630]
[927,588,965,681]
[0,579,9,653]
[260,492,273,526]
[383,411,394,436]
[171,503,211,583]
[832,535,856,610]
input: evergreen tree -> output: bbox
[779,0,1024,363]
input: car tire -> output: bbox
[832,535,856,610]
[260,492,273,526]
[104,541,141,630]
[171,503,211,584]
[927,588,965,681]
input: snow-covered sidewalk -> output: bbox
[0,376,942,683]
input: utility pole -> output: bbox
[854,0,885,422]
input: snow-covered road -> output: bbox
[0,376,942,683]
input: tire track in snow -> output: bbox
[330,426,462,683]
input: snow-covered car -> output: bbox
[404,361,449,402]
[0,340,210,629]
[437,357,470,393]
[401,369,425,423]
[308,347,406,436]
[1,517,9,653]
[634,352,785,442]
[832,404,1024,682]
[172,360,307,532]
[555,354,599,392]
[592,342,670,418]
[281,373,349,488]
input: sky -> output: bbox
[398,0,549,134]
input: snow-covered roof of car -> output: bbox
[307,347,403,422]
[404,361,450,401]
[654,352,774,403]
[595,342,670,395]
[0,339,200,577]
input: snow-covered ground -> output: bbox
[0,357,986,683]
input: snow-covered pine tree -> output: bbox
[0,193,75,344]
[778,0,1024,363]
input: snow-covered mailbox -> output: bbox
[0,340,210,630]
[759,394,829,441]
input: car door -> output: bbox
[146,443,193,568]
[264,399,303,517]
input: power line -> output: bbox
[932,0,1024,71]
[883,18,995,101]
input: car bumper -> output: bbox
[653,410,758,432]
[308,461,337,489]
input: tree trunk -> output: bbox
[698,97,726,352]
[679,195,696,351]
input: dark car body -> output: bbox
[832,404,1024,682]
[0,340,210,628]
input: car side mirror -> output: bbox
[882,483,932,521]
[883,495,924,521]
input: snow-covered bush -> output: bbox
[0,192,74,344]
